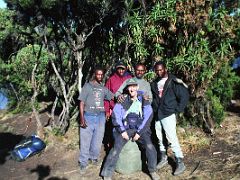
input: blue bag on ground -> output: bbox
[11,134,46,161]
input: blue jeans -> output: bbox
[79,112,106,166]
[101,129,157,177]
[155,114,184,158]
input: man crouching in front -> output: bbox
[101,78,159,180]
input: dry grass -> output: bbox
[178,127,211,154]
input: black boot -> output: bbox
[173,157,186,176]
[156,151,168,169]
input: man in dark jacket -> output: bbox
[101,78,159,180]
[151,61,189,176]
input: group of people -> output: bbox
[78,60,190,180]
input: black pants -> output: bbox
[101,129,157,177]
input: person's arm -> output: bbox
[104,88,114,101]
[144,82,153,102]
[79,101,87,128]
[115,79,128,98]
[104,88,114,120]
[112,103,126,134]
[174,80,190,112]
[136,100,153,136]
[104,79,112,119]
[78,83,89,128]
[150,81,159,113]
[112,104,129,140]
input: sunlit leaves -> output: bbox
[19,0,35,8]
[0,9,15,40]
[11,44,52,97]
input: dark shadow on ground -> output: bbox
[30,165,51,180]
[30,164,68,180]
[47,177,68,180]
[0,132,24,164]
[227,103,240,116]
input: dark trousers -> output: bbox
[101,129,157,177]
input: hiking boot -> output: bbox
[103,176,112,180]
[79,164,87,174]
[150,172,160,180]
[156,151,168,169]
[90,159,101,166]
[173,157,186,176]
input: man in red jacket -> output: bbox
[103,61,132,151]
[104,61,132,119]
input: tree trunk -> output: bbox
[31,63,44,138]
[188,97,215,134]
[50,60,70,133]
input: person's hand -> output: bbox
[80,118,87,128]
[106,112,111,121]
[121,131,129,140]
[143,94,150,101]
[133,133,140,141]
[117,94,126,103]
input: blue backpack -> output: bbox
[11,134,46,161]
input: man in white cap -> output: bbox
[101,78,159,180]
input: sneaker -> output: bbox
[156,152,168,169]
[173,158,186,176]
[79,164,87,174]
[103,176,112,180]
[150,172,160,180]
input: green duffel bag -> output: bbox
[115,140,142,174]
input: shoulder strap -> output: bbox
[137,94,144,118]
[174,78,188,88]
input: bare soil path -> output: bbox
[0,101,240,180]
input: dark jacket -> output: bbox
[112,94,153,136]
[151,74,189,120]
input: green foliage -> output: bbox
[18,0,35,8]
[1,44,52,109]
[52,127,65,136]
[122,0,239,130]
[208,64,240,107]
[128,11,149,60]
[41,0,60,9]
[0,123,14,133]
[10,99,33,113]
[1,0,239,133]
[143,71,155,82]
[0,9,15,40]
[14,44,50,82]
[206,91,225,125]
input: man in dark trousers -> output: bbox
[151,61,189,176]
[103,61,132,151]
[101,78,159,180]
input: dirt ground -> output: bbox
[0,101,240,180]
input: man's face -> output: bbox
[155,64,167,78]
[135,65,146,79]
[128,84,138,98]
[116,67,126,77]
[95,70,104,83]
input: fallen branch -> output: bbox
[190,161,201,175]
[63,169,79,175]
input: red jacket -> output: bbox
[104,72,132,114]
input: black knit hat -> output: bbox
[115,61,127,69]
